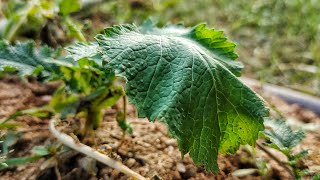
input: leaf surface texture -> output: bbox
[98,24,268,171]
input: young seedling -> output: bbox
[261,118,310,178]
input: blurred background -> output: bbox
[0,0,319,96]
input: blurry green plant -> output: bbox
[0,40,130,137]
[261,118,310,178]
[0,40,132,176]
[0,141,8,169]
[234,118,313,179]
[0,0,86,43]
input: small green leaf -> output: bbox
[0,123,19,129]
[0,106,51,125]
[65,42,102,62]
[0,162,8,169]
[0,156,42,170]
[95,87,123,109]
[31,146,50,156]
[1,131,20,155]
[96,23,269,172]
[66,42,102,66]
[0,41,73,80]
[313,174,320,180]
[49,87,80,119]
[82,87,107,102]
[292,150,308,161]
[264,118,305,151]
[59,0,81,16]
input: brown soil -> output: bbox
[0,77,319,180]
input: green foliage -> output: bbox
[0,40,123,134]
[263,118,309,178]
[1,0,86,42]
[0,144,53,170]
[0,141,7,169]
[95,23,269,172]
[0,21,269,173]
[0,161,7,169]
[0,40,73,80]
[0,107,50,126]
[0,0,317,176]
[116,111,133,135]
[49,58,123,130]
[66,42,101,65]
[31,145,51,156]
[264,118,304,153]
[0,40,124,170]
[1,131,20,156]
[1,0,56,41]
[0,40,122,132]
[313,174,320,180]
[59,0,81,16]
[0,156,42,170]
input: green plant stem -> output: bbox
[123,95,127,121]
[256,143,294,178]
[49,117,146,180]
[117,95,127,149]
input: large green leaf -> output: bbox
[0,41,73,79]
[96,24,269,172]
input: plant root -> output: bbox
[49,117,146,180]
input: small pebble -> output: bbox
[127,152,134,158]
[117,148,127,156]
[163,160,173,169]
[165,139,177,146]
[166,145,174,154]
[156,143,164,149]
[176,163,186,173]
[127,158,136,167]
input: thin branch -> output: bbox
[256,143,294,178]
[123,95,127,121]
[49,118,146,180]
